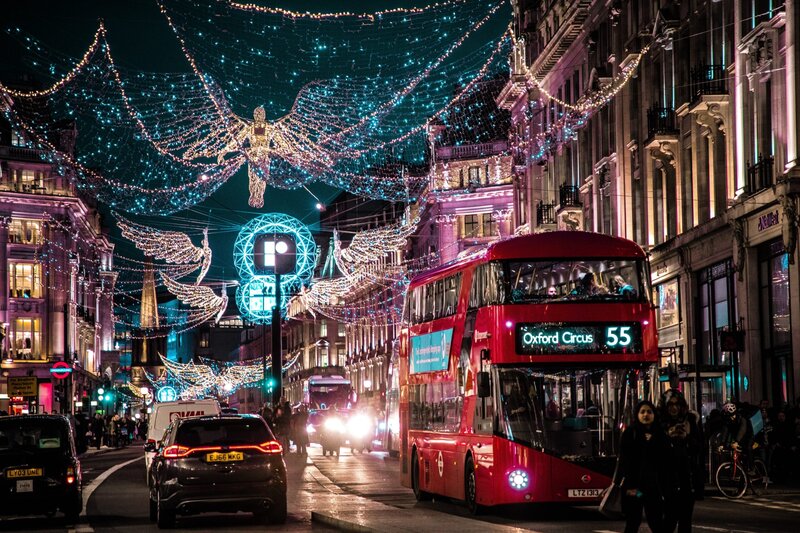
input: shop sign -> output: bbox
[757,210,780,232]
[8,377,38,397]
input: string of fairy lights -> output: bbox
[1,0,512,214]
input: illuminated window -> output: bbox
[11,131,24,147]
[462,214,479,237]
[199,331,210,348]
[319,320,327,338]
[12,318,42,360]
[8,219,42,245]
[9,263,42,298]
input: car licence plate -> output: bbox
[206,451,243,463]
[6,468,43,479]
[16,479,34,493]
[567,488,602,498]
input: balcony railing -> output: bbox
[536,202,556,225]
[689,64,727,100]
[559,184,581,208]
[647,107,678,137]
[746,155,774,195]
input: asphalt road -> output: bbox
[1,443,799,532]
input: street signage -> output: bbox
[8,376,38,397]
[50,361,73,379]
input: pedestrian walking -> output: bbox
[659,389,703,533]
[617,400,669,533]
[91,413,105,450]
[293,405,310,455]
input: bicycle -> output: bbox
[714,446,769,499]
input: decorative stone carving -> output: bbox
[780,194,798,264]
[730,218,746,281]
[650,141,677,169]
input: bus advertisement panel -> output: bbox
[399,232,658,512]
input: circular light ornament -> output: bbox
[156,386,178,403]
[233,213,316,324]
[508,469,529,490]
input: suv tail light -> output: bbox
[66,466,76,484]
[256,441,283,454]
[162,445,192,458]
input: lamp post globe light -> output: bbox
[233,213,316,405]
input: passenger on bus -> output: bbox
[504,383,528,416]
[611,275,637,299]
[571,272,606,296]
[547,286,558,297]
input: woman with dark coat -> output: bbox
[617,400,670,533]
[659,389,704,533]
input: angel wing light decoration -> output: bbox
[161,273,229,324]
[116,213,212,285]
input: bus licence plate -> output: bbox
[568,488,602,498]
[6,468,43,479]
[206,451,243,463]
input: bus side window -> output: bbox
[474,386,494,435]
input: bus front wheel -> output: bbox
[411,449,431,501]
[465,456,482,515]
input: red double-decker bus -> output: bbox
[399,231,658,512]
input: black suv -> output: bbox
[0,415,82,520]
[147,414,287,528]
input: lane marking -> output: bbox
[81,456,143,517]
[711,496,800,512]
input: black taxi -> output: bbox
[0,415,82,520]
[147,414,287,528]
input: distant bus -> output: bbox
[382,340,400,456]
[305,374,351,410]
[398,231,658,512]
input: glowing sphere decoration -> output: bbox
[156,386,178,403]
[234,213,316,324]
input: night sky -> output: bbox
[2,0,508,290]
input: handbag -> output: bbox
[598,450,625,520]
[598,480,624,519]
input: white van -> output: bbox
[144,399,220,471]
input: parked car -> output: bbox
[147,414,287,528]
[0,415,82,521]
[145,399,221,473]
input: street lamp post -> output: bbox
[271,273,282,405]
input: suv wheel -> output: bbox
[156,492,175,529]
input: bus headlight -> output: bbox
[508,469,529,490]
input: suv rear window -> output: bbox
[175,418,273,447]
[0,419,68,451]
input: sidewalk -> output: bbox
[299,455,528,533]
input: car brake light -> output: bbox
[257,441,283,454]
[163,445,192,458]
[66,466,75,485]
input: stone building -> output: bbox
[500,0,799,409]
[0,113,115,414]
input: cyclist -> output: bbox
[719,402,755,474]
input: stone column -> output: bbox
[785,0,798,170]
[46,221,67,360]
[0,216,10,357]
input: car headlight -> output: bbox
[306,424,315,434]
[508,469,529,490]
[347,415,371,438]
[324,417,344,432]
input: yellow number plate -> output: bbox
[205,451,243,463]
[6,468,43,479]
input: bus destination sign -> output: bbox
[516,322,642,355]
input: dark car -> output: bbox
[147,414,287,528]
[0,415,82,521]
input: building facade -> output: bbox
[0,117,115,414]
[500,0,799,410]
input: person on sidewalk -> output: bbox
[659,389,703,533]
[293,405,310,455]
[91,413,105,450]
[617,400,669,533]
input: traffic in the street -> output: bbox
[1,439,799,532]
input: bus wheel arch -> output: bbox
[464,453,482,515]
[411,446,431,501]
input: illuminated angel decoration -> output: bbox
[161,273,229,324]
[216,105,336,208]
[116,213,212,285]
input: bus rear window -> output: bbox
[506,259,648,303]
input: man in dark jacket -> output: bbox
[90,413,105,450]
[659,389,704,533]
[719,402,754,473]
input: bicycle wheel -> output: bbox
[716,461,747,499]
[751,460,769,494]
